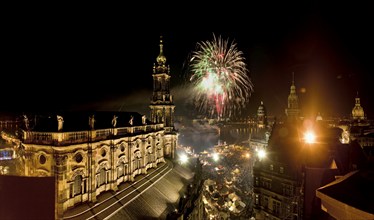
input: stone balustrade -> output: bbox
[21,123,164,145]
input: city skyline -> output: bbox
[2,4,373,119]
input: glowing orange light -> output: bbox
[304,131,316,144]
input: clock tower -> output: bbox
[149,36,177,158]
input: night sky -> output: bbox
[2,3,373,119]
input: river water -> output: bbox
[177,123,250,153]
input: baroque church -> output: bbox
[17,37,177,218]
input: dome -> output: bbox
[156,37,167,65]
[352,96,365,120]
[156,53,166,64]
[352,106,364,119]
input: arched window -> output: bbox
[73,175,82,196]
[124,164,128,175]
[99,168,106,186]
[147,147,153,163]
[117,163,124,178]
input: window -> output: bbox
[255,194,259,205]
[273,201,281,215]
[73,175,82,196]
[283,184,293,196]
[75,153,83,163]
[98,168,106,186]
[270,164,273,171]
[70,184,73,198]
[280,166,284,174]
[117,164,124,178]
[39,155,46,164]
[101,149,106,157]
[263,196,268,208]
[262,178,272,189]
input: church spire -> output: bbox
[156,36,167,65]
[285,72,300,121]
[292,72,295,85]
[154,36,168,75]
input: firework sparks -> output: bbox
[189,34,254,118]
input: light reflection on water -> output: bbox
[178,127,250,153]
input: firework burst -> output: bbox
[189,34,254,119]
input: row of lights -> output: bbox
[178,130,316,164]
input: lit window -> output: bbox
[280,167,284,174]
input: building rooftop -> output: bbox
[21,111,151,132]
[265,121,367,171]
[317,169,374,216]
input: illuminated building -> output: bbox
[250,101,271,152]
[346,92,374,160]
[16,37,177,218]
[285,73,300,121]
[257,101,267,129]
[351,92,365,121]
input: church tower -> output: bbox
[352,92,365,121]
[257,101,267,129]
[149,36,175,133]
[285,72,300,121]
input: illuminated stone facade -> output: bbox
[150,36,176,134]
[19,112,175,216]
[285,73,300,121]
[17,37,178,218]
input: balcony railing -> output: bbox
[21,123,164,146]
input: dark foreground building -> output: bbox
[252,76,369,220]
